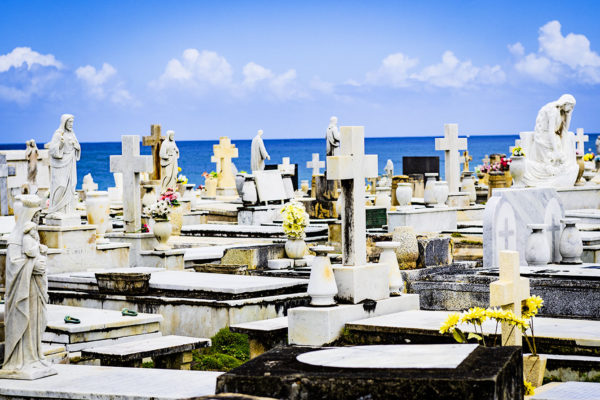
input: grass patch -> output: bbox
[191,328,250,372]
[450,232,463,238]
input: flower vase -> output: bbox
[487,171,506,198]
[153,219,172,251]
[460,173,477,204]
[576,155,585,185]
[175,182,185,197]
[205,177,217,197]
[434,181,449,207]
[523,354,547,388]
[376,241,404,295]
[307,246,337,306]
[395,183,412,207]
[285,237,306,259]
[559,218,583,264]
[423,173,438,207]
[525,224,551,266]
[85,190,111,244]
[509,156,526,188]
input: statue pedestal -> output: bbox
[45,213,81,227]
[0,365,57,381]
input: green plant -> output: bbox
[191,328,250,372]
[450,232,463,238]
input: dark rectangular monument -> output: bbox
[403,156,440,176]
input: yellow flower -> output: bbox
[178,167,182,172]
[524,380,535,396]
[461,307,487,325]
[522,295,544,319]
[439,313,460,334]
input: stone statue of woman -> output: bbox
[159,130,179,192]
[0,195,56,380]
[522,94,579,187]
[326,116,340,157]
[48,114,80,217]
[250,130,270,172]
[25,139,39,191]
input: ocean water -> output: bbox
[2,134,599,190]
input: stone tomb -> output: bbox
[483,187,565,268]
[215,345,523,399]
[0,364,222,400]
[253,170,290,203]
[48,268,310,338]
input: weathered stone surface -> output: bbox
[216,345,523,400]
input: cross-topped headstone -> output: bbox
[435,124,468,192]
[460,150,472,173]
[307,153,325,176]
[278,157,295,175]
[212,136,238,190]
[142,124,165,181]
[110,135,153,233]
[327,126,378,266]
[490,250,530,346]
[509,139,522,154]
[575,128,589,154]
[0,154,16,216]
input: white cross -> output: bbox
[547,216,562,263]
[498,218,515,249]
[490,250,530,346]
[509,139,522,154]
[110,135,153,233]
[212,136,239,189]
[575,128,589,154]
[327,126,378,266]
[307,153,325,176]
[0,154,16,216]
[278,157,295,175]
[435,124,468,193]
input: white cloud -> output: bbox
[508,42,525,57]
[512,21,600,84]
[0,47,62,73]
[365,53,419,87]
[242,62,274,87]
[309,76,334,94]
[153,49,233,88]
[412,51,480,87]
[76,63,134,105]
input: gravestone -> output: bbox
[266,162,298,190]
[142,124,165,181]
[212,136,239,197]
[110,135,153,233]
[490,250,530,346]
[253,170,289,203]
[460,150,472,173]
[575,128,589,154]
[402,156,439,176]
[307,153,325,176]
[435,123,467,193]
[483,188,565,268]
[0,154,16,216]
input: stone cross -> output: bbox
[575,128,589,154]
[278,157,295,175]
[483,155,490,166]
[490,250,530,346]
[547,216,562,262]
[110,136,153,233]
[435,124,467,192]
[307,153,325,176]
[327,126,378,266]
[212,136,238,189]
[142,124,165,181]
[460,150,472,173]
[509,139,522,154]
[498,218,515,249]
[0,154,16,216]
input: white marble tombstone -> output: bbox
[435,124,467,193]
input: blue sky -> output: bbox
[2,0,600,143]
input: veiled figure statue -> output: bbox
[326,116,340,157]
[0,195,56,380]
[250,130,270,172]
[25,139,39,192]
[159,130,179,192]
[522,94,579,188]
[48,114,80,216]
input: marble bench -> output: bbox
[81,335,210,369]
[230,317,288,358]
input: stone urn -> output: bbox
[205,176,218,197]
[285,237,306,259]
[241,175,258,205]
[525,224,551,266]
[523,354,547,388]
[575,155,585,185]
[85,190,111,244]
[307,246,337,306]
[141,185,157,210]
[235,173,246,195]
[376,241,404,295]
[175,182,186,197]
[460,173,477,203]
[423,173,438,207]
[434,181,449,207]
[395,183,412,207]
[392,226,419,269]
[374,188,391,209]
[510,156,526,188]
[95,272,151,295]
[153,219,172,251]
[487,171,506,198]
[559,218,583,264]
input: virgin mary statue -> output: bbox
[48,114,80,216]
[0,195,56,380]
